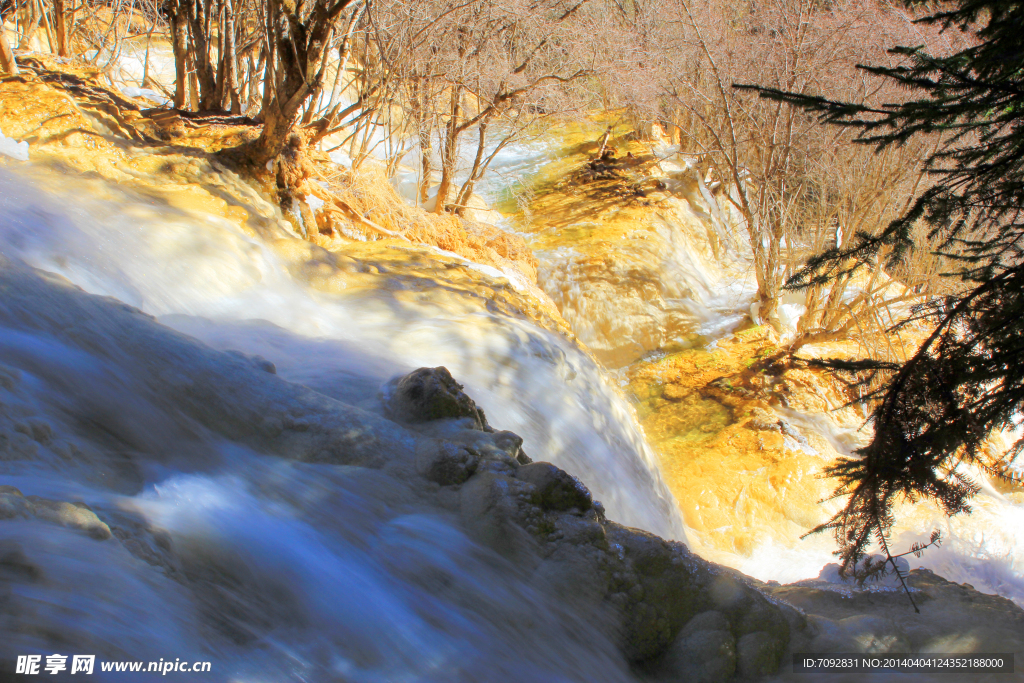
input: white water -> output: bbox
[747,407,1024,606]
[0,164,689,679]
[2,137,1024,680]
[0,166,685,541]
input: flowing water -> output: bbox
[473,128,1024,608]
[0,163,686,681]
[2,125,1024,681]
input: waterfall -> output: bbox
[0,164,688,680]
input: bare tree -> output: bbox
[607,0,948,336]
[364,0,593,213]
[248,0,357,164]
[0,0,17,74]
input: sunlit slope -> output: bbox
[510,115,1024,605]
[505,119,753,368]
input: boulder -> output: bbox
[736,631,785,678]
[516,461,593,512]
[660,611,736,683]
[416,441,480,486]
[0,486,111,540]
[381,366,487,429]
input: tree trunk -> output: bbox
[213,0,224,106]
[245,49,262,115]
[167,0,189,108]
[185,0,218,110]
[410,77,433,205]
[0,27,17,74]
[18,0,40,51]
[53,0,68,57]
[187,50,200,110]
[432,83,462,213]
[37,0,56,55]
[249,0,354,167]
[216,0,240,113]
[455,122,488,213]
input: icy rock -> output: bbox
[0,256,419,472]
[225,349,277,374]
[489,429,532,465]
[0,257,794,675]
[382,368,533,465]
[454,460,792,667]
[0,540,44,582]
[805,614,911,654]
[416,441,479,485]
[773,568,1024,660]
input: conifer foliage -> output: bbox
[737,0,1024,578]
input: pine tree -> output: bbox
[736,0,1024,585]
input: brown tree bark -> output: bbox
[53,0,68,57]
[432,83,462,213]
[185,0,218,110]
[213,0,240,113]
[220,0,240,113]
[18,0,40,51]
[411,77,433,205]
[0,29,17,75]
[166,0,189,108]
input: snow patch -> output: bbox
[305,194,325,214]
[0,127,29,162]
[120,86,170,106]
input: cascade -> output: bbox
[0,164,700,680]
[1,121,1023,682]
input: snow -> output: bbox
[0,127,29,162]
[305,194,325,214]
[120,85,170,106]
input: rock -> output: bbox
[515,462,592,512]
[658,610,736,683]
[605,523,700,661]
[662,383,691,402]
[806,614,910,653]
[0,487,111,540]
[0,264,796,677]
[452,446,788,673]
[0,486,31,519]
[736,631,785,678]
[772,568,1024,660]
[459,471,539,563]
[252,355,277,374]
[0,540,43,582]
[226,350,277,374]
[381,366,487,429]
[684,609,731,632]
[488,430,532,465]
[417,441,479,486]
[746,407,780,432]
